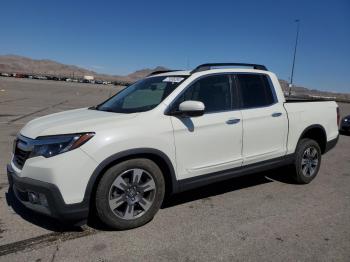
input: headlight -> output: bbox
[31,133,95,158]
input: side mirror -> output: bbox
[178,100,205,117]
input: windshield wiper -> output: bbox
[89,103,103,111]
[97,108,117,113]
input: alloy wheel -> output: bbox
[301,146,319,177]
[108,168,156,220]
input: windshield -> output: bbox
[96,76,187,113]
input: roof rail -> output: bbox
[191,63,268,74]
[148,70,181,76]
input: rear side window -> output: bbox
[236,74,275,108]
[175,74,232,113]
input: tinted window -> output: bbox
[236,74,275,108]
[175,74,232,113]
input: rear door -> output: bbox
[170,74,243,180]
[236,73,288,165]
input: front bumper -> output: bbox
[7,164,89,221]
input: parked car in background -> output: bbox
[340,115,350,134]
[33,75,47,80]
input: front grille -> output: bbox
[13,137,32,169]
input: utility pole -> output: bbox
[288,19,300,96]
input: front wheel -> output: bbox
[95,158,165,230]
[293,138,322,184]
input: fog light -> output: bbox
[28,192,39,204]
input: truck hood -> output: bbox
[20,108,138,139]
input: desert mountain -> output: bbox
[0,55,168,83]
[0,54,349,101]
[0,55,96,77]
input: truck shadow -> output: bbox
[162,166,297,208]
[5,166,297,232]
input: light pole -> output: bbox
[288,19,300,96]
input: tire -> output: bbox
[293,138,322,184]
[95,158,165,230]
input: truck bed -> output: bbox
[283,100,339,155]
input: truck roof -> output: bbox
[149,63,269,77]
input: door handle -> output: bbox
[226,118,240,124]
[272,112,282,117]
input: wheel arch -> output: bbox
[84,148,179,210]
[297,124,327,153]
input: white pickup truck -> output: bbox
[7,63,339,229]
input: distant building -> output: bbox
[84,75,94,81]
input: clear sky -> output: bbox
[1,0,349,92]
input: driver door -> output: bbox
[169,74,243,180]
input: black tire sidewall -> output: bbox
[95,158,165,230]
[294,138,322,184]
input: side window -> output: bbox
[236,74,275,108]
[175,74,232,113]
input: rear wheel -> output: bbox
[293,138,322,184]
[95,159,165,230]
